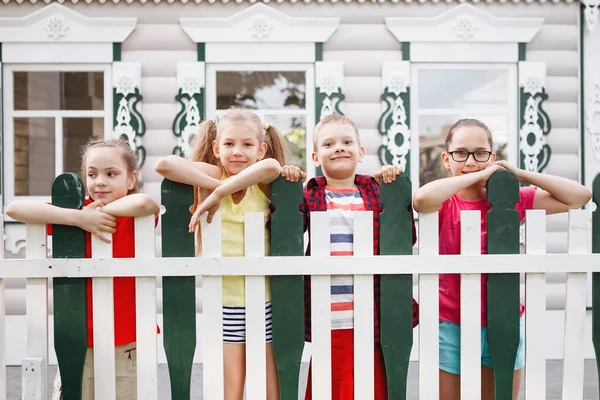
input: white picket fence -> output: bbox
[1,208,597,399]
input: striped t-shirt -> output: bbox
[326,186,366,330]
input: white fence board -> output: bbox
[353,212,374,400]
[562,210,590,400]
[201,213,224,400]
[25,224,47,400]
[524,210,547,400]
[310,212,332,400]
[244,213,267,399]
[459,211,481,400]
[418,213,439,399]
[134,216,158,400]
[91,237,116,400]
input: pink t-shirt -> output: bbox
[438,186,537,326]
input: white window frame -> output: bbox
[206,63,316,178]
[2,63,113,208]
[410,63,518,189]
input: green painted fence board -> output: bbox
[161,179,196,400]
[379,173,413,400]
[591,174,600,387]
[270,177,305,400]
[52,173,87,400]
[486,170,521,400]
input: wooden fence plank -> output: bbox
[270,178,304,400]
[91,237,116,399]
[524,210,546,400]
[353,211,374,400]
[562,210,590,400]
[525,210,546,400]
[310,211,331,400]
[134,216,158,400]
[51,173,87,400]
[24,224,48,400]
[460,210,481,400]
[486,170,521,400]
[0,229,5,400]
[161,179,196,400]
[591,173,600,394]
[417,212,439,399]
[201,213,224,400]
[245,213,267,399]
[379,174,413,400]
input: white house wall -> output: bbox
[0,2,581,314]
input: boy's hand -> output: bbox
[189,192,221,231]
[280,165,307,183]
[77,200,116,243]
[493,160,524,181]
[375,165,403,184]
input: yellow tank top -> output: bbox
[218,173,271,306]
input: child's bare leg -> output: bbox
[481,366,522,400]
[266,343,280,400]
[439,369,460,400]
[224,343,246,400]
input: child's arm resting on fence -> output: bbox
[5,200,116,243]
[412,164,505,213]
[100,194,160,217]
[189,158,283,229]
[154,155,222,190]
[494,160,591,214]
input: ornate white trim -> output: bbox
[316,62,344,120]
[584,0,600,33]
[43,15,69,40]
[386,3,543,44]
[0,0,577,3]
[4,224,26,256]
[382,62,410,97]
[518,61,550,174]
[519,62,547,94]
[174,62,205,157]
[247,15,274,40]
[379,62,411,171]
[0,3,136,43]
[586,82,600,161]
[180,4,339,43]
[316,62,343,97]
[112,62,146,167]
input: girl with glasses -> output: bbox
[412,118,591,400]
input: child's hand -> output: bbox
[189,192,221,232]
[375,165,403,184]
[478,163,506,186]
[280,165,307,183]
[77,200,117,243]
[493,160,524,181]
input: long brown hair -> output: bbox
[80,138,139,195]
[190,108,289,253]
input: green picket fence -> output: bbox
[5,170,599,399]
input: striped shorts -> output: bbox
[223,301,273,344]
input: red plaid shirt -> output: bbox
[300,175,419,342]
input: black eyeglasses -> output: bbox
[448,150,492,162]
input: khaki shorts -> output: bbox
[52,342,137,400]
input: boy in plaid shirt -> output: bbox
[297,114,418,400]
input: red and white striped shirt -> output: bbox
[326,186,366,330]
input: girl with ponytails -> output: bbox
[155,108,304,400]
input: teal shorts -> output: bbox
[438,318,525,375]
